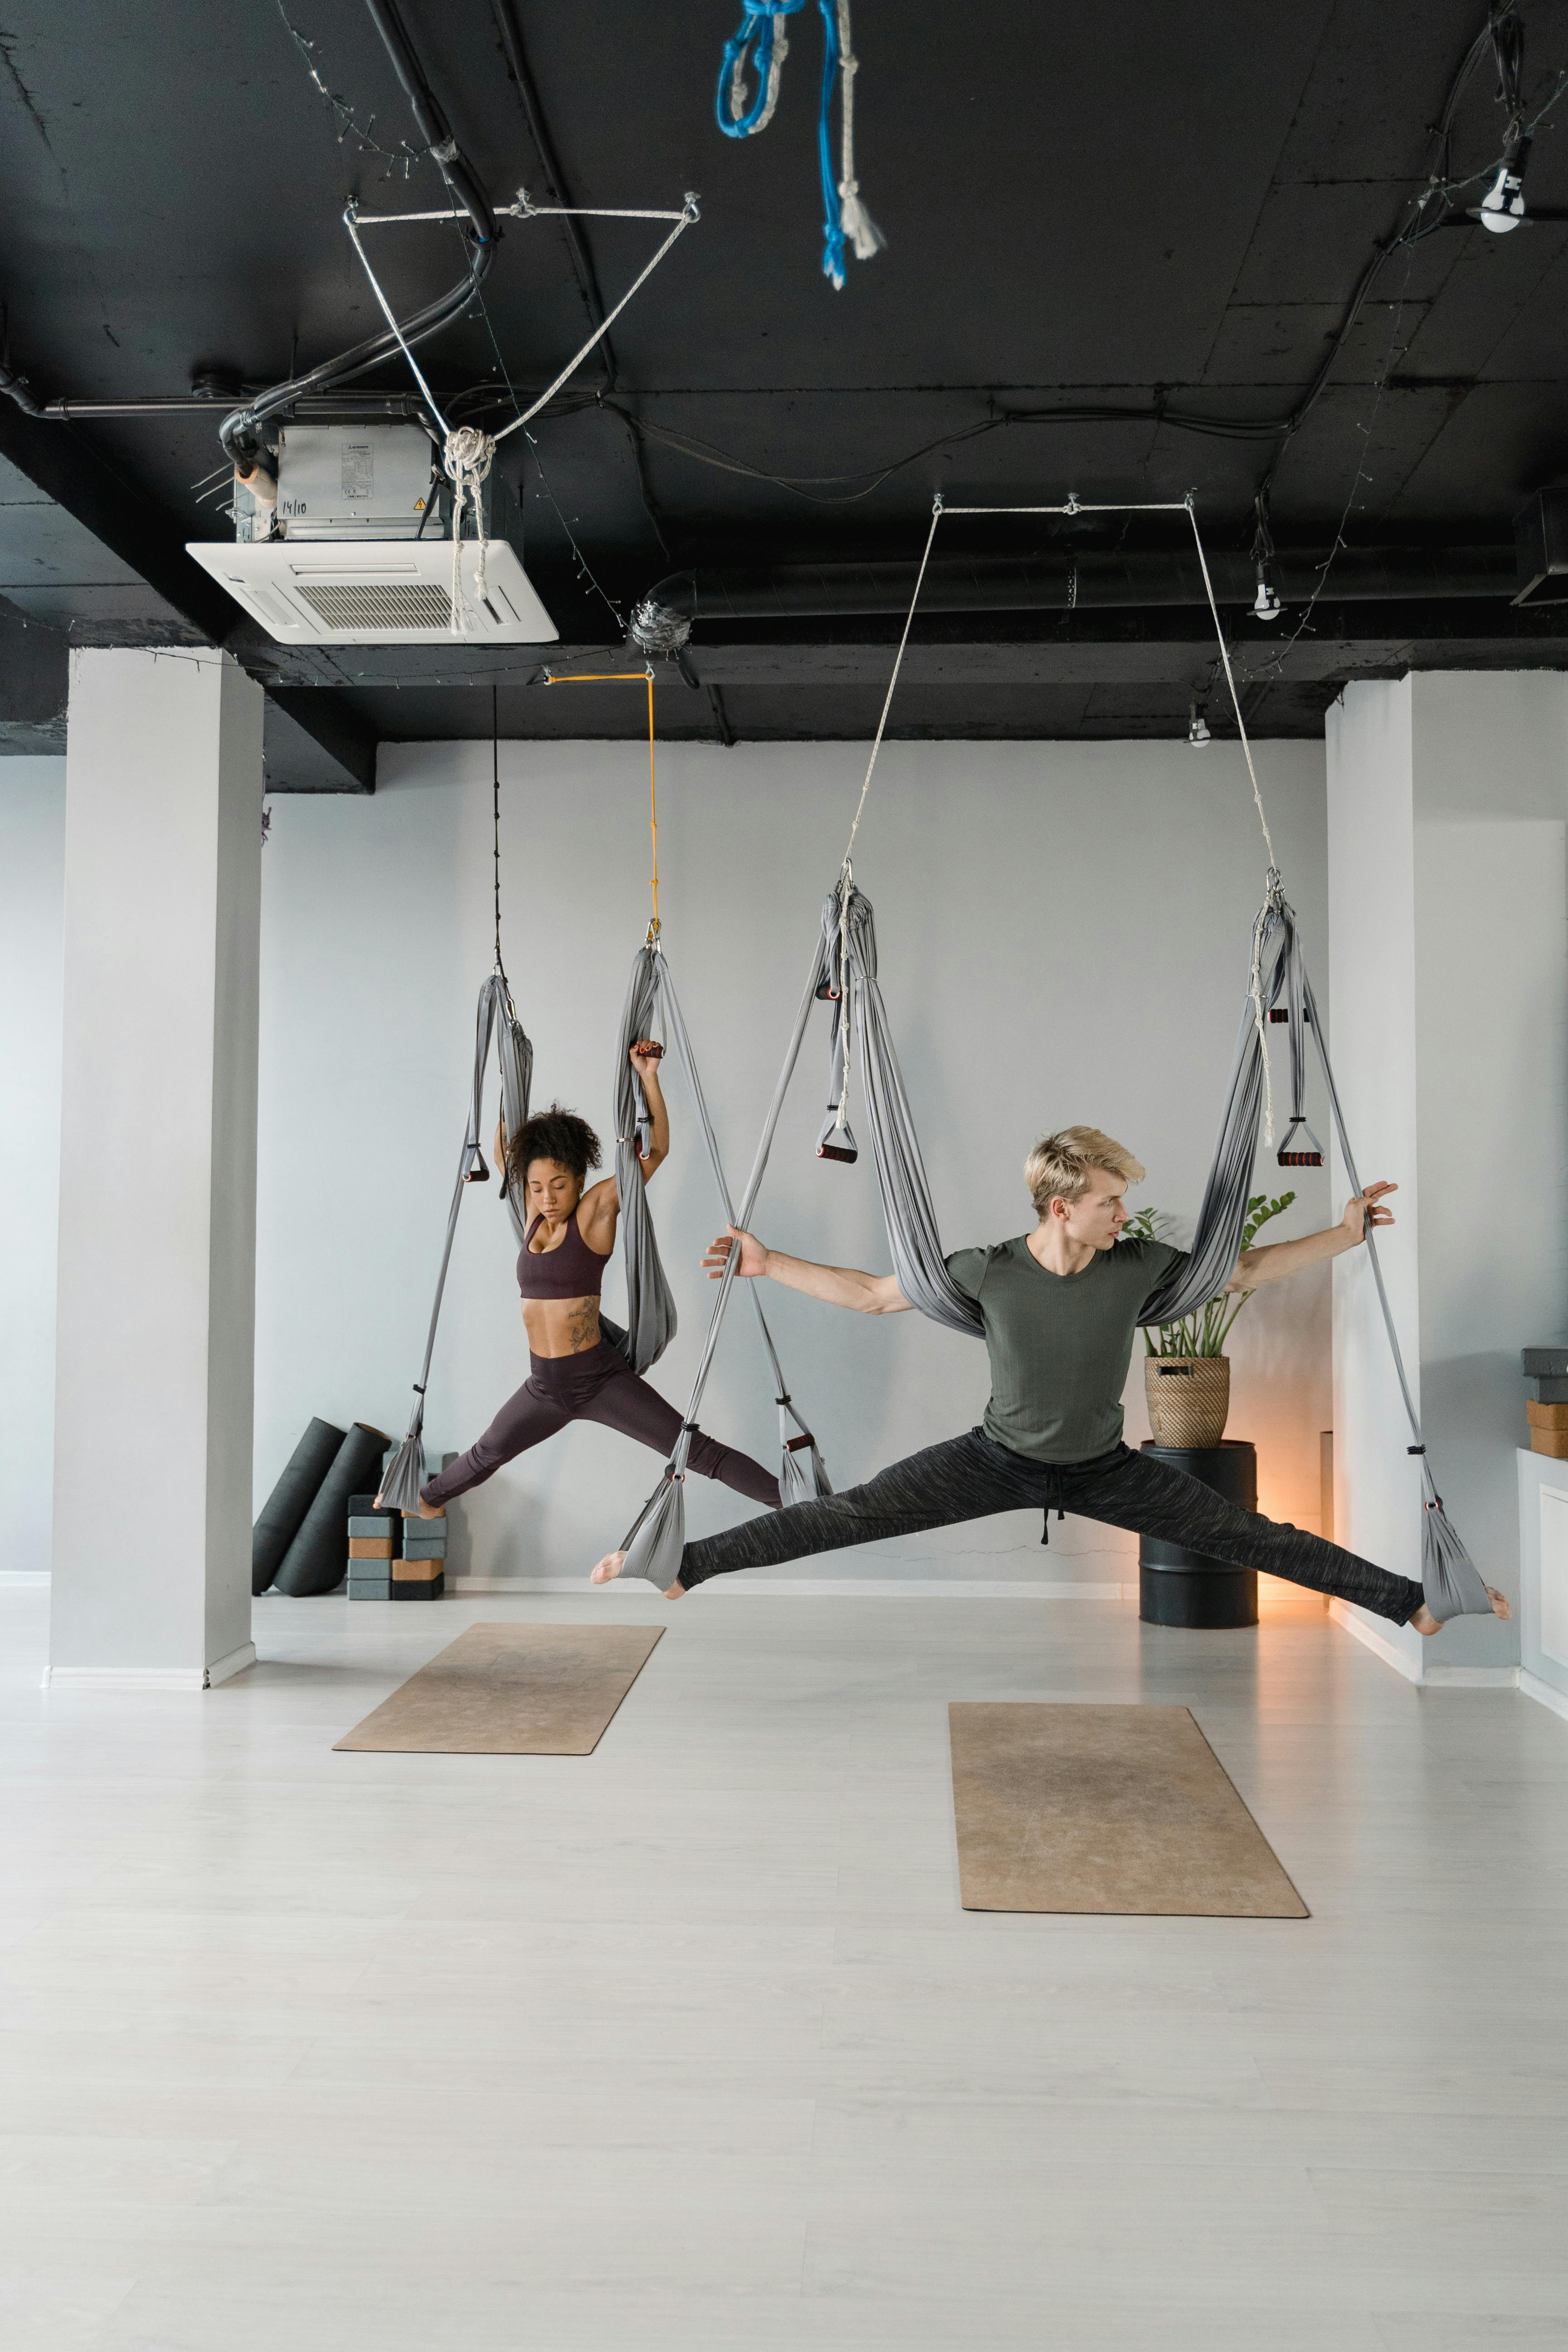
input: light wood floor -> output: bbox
[2,1578,1566,2351]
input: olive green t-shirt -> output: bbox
[944,1234,1190,1464]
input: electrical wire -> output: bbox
[217,0,497,466]
[269,0,422,173]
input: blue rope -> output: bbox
[714,0,854,288]
[715,3,807,141]
[814,0,845,289]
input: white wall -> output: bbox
[256,735,1331,1584]
[1328,673,1568,1673]
[1326,684,1423,1652]
[0,758,65,1581]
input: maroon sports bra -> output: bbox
[517,1212,610,1301]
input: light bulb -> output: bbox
[1253,574,1282,621]
[1478,159,1526,232]
[1188,705,1211,747]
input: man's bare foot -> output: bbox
[410,1495,445,1520]
[589,1551,686,1600]
[1410,1584,1510,1635]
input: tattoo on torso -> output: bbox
[565,1298,600,1351]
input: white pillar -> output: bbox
[1326,672,1568,1678]
[49,650,263,1689]
[0,759,66,1586]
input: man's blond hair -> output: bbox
[1024,1126,1145,1217]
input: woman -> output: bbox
[414,1042,781,1516]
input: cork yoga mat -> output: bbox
[334,1623,663,1755]
[948,1702,1308,1917]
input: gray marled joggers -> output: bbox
[678,1428,1424,1624]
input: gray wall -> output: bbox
[0,757,64,1581]
[255,736,1332,1585]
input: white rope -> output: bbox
[835,0,884,260]
[726,19,789,131]
[352,198,697,225]
[492,200,701,445]
[342,204,451,434]
[840,493,944,872]
[1182,494,1281,1139]
[508,192,699,223]
[443,426,495,635]
[1182,498,1279,873]
[839,486,1286,1137]
[343,190,699,635]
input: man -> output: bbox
[592,1125,1508,1633]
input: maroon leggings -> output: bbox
[421,1339,781,1509]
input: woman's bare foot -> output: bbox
[589,1551,686,1600]
[374,1490,444,1519]
[1410,1584,1510,1635]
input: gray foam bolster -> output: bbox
[274,1424,392,1597]
[252,1417,347,1595]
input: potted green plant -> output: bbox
[1123,1191,1295,1448]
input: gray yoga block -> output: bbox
[348,1582,393,1601]
[401,1535,447,1558]
[1526,1375,1568,1403]
[274,1424,392,1597]
[348,1515,401,1540]
[253,1417,347,1595]
[1522,1348,1568,1377]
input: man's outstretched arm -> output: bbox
[701,1225,913,1315]
[1224,1179,1397,1293]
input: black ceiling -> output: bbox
[5,0,1568,774]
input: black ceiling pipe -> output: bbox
[632,546,1515,631]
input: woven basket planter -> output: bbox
[1144,1356,1231,1449]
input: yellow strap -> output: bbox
[544,666,660,943]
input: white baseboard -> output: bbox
[1521,1669,1568,1723]
[1422,1663,1519,1688]
[1328,1598,1423,1681]
[206,1640,257,1687]
[0,1570,50,1589]
[449,1575,1130,1600]
[43,1639,256,1693]
[1329,1600,1522,1691]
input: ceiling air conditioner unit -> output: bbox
[185,540,558,645]
[186,423,557,644]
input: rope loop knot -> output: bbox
[442,428,497,637]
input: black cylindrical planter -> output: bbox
[1139,1439,1258,1628]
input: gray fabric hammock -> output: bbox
[378,971,534,1510]
[617,942,831,1493]
[613,947,678,1375]
[616,873,1491,1623]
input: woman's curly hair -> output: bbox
[508,1103,603,1190]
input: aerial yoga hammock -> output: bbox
[604,493,1494,1626]
[376,682,829,1516]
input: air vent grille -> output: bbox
[185,537,556,643]
[293,580,453,630]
